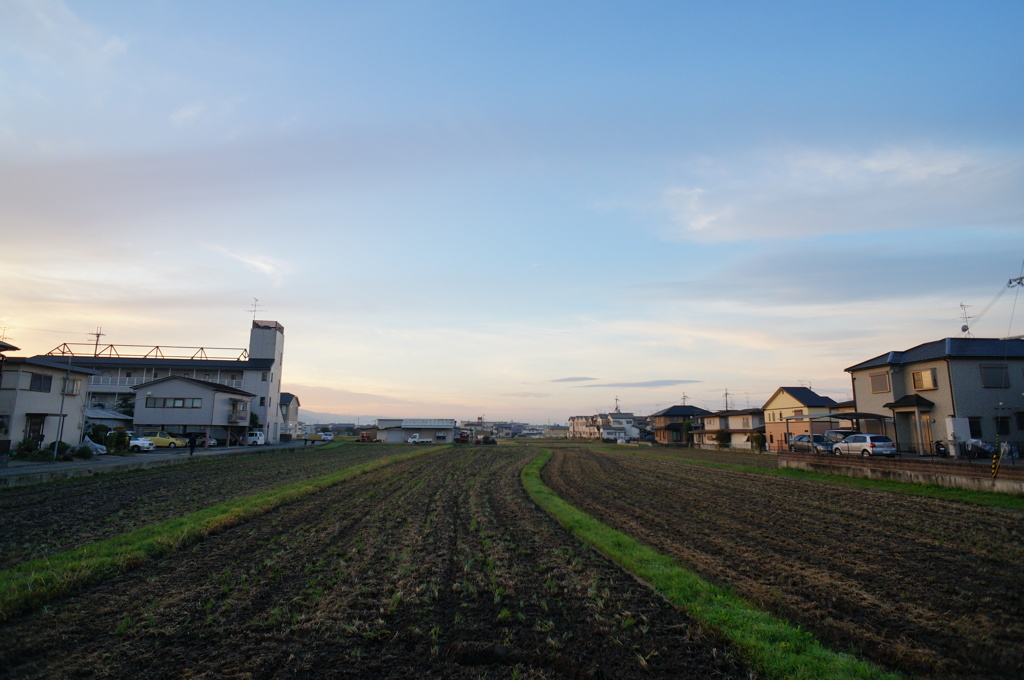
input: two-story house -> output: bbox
[649,405,711,445]
[762,387,838,452]
[131,376,256,445]
[0,356,97,454]
[692,408,765,451]
[846,337,1024,454]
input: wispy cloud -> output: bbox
[551,376,597,383]
[502,392,551,398]
[575,379,702,389]
[663,146,1024,242]
[0,0,126,67]
[206,245,290,286]
[170,102,206,126]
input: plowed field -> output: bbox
[0,445,399,569]
[542,446,1024,679]
[0,448,753,679]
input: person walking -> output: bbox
[188,434,197,456]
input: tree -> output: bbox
[113,395,135,416]
[714,430,732,449]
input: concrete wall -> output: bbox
[778,451,1024,495]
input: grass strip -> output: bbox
[0,446,444,623]
[522,449,903,680]
[622,449,1024,511]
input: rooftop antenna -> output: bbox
[0,327,12,343]
[960,302,974,337]
[88,327,105,357]
[680,393,689,406]
[613,396,621,413]
[247,297,267,320]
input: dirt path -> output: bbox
[541,445,1024,679]
[0,448,754,679]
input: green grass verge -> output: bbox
[624,449,1024,511]
[0,446,444,623]
[521,449,903,680]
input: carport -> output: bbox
[783,412,897,451]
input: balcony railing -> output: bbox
[88,377,245,389]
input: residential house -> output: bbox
[132,376,255,445]
[568,411,641,441]
[0,356,97,453]
[762,387,838,452]
[692,408,765,451]
[41,320,286,443]
[846,337,1024,455]
[279,392,300,441]
[649,405,711,445]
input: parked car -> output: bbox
[788,434,833,454]
[138,430,187,448]
[247,431,266,445]
[824,429,859,442]
[128,436,156,453]
[186,434,218,447]
[832,434,897,457]
[319,432,334,442]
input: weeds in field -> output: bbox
[0,448,438,623]
[522,449,903,680]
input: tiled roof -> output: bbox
[846,337,1024,372]
[650,405,712,417]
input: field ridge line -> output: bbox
[0,446,444,623]
[521,448,904,680]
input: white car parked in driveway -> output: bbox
[832,434,897,457]
[129,437,156,453]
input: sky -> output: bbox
[2,0,1023,423]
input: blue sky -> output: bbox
[2,1,1023,422]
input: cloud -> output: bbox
[575,379,702,389]
[170,102,206,126]
[663,146,1024,242]
[502,392,551,398]
[206,245,290,286]
[551,376,598,382]
[0,0,126,67]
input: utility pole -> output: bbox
[89,327,105,357]
[680,393,688,406]
[723,388,731,411]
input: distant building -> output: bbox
[376,418,456,444]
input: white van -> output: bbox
[246,431,266,445]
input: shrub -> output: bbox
[714,431,732,449]
[13,437,38,456]
[73,445,94,460]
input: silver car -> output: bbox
[788,434,833,454]
[832,434,897,457]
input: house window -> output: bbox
[912,369,937,391]
[1016,412,1024,431]
[968,417,983,438]
[262,372,268,381]
[0,415,9,437]
[29,374,53,392]
[869,372,890,394]
[742,417,750,428]
[125,371,133,378]
[980,365,1010,388]
[792,409,803,418]
[995,417,1011,436]
[259,397,266,406]
[62,378,81,395]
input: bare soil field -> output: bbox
[541,445,1024,679]
[0,448,753,679]
[0,445,404,569]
